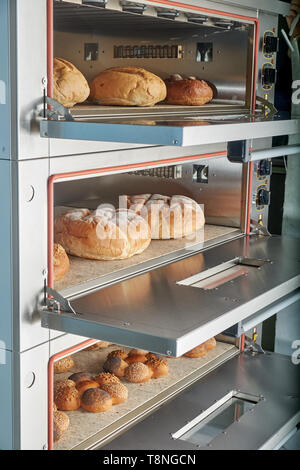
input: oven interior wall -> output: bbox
[53,2,251,103]
[54,157,244,228]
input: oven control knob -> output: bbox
[262,67,276,86]
[264,35,278,55]
[257,188,270,206]
[258,159,272,177]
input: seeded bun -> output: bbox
[54,356,75,374]
[103,356,128,378]
[53,411,70,443]
[76,380,100,398]
[94,372,121,387]
[100,382,128,405]
[107,350,128,360]
[81,388,113,413]
[126,349,149,364]
[184,343,206,358]
[124,362,153,383]
[145,356,169,378]
[54,380,80,411]
[85,341,112,351]
[68,371,94,384]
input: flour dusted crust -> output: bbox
[165,74,213,106]
[54,207,151,260]
[123,194,205,239]
[53,58,90,108]
[89,66,167,107]
[53,243,70,281]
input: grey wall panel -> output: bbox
[0,350,13,450]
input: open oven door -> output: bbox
[40,98,300,147]
[41,236,300,357]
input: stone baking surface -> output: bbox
[55,224,239,292]
[54,341,235,450]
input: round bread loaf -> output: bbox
[54,356,74,374]
[85,341,112,351]
[124,194,205,239]
[76,380,100,398]
[68,371,94,384]
[124,362,152,383]
[126,349,148,364]
[145,356,169,378]
[205,337,217,351]
[103,356,128,378]
[53,410,70,443]
[54,380,80,411]
[94,372,120,387]
[165,75,213,106]
[53,58,90,108]
[100,382,128,405]
[81,388,113,413]
[184,344,206,358]
[54,207,151,260]
[54,243,70,281]
[107,350,128,360]
[89,66,167,107]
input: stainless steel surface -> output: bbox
[249,145,300,162]
[42,236,300,357]
[101,351,300,450]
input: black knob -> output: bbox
[262,67,276,86]
[264,36,278,54]
[257,188,270,206]
[258,159,272,177]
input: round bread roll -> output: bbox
[81,388,112,413]
[68,371,94,384]
[165,75,213,106]
[205,337,217,351]
[53,58,90,108]
[184,343,206,358]
[124,362,153,383]
[54,243,70,281]
[54,356,74,374]
[107,350,128,360]
[54,380,80,411]
[103,356,128,378]
[94,372,121,387]
[54,207,151,261]
[85,341,112,351]
[124,194,205,239]
[126,349,148,364]
[89,66,167,107]
[53,411,70,443]
[76,380,100,398]
[100,382,128,405]
[145,356,169,378]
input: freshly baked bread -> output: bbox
[125,349,148,364]
[107,350,128,360]
[53,411,70,443]
[145,356,169,378]
[103,356,128,378]
[85,341,112,351]
[123,194,205,239]
[205,337,217,351]
[76,380,100,398]
[124,362,153,383]
[54,356,74,374]
[54,380,80,411]
[54,207,151,260]
[54,243,70,281]
[81,388,112,413]
[89,66,167,107]
[94,372,120,387]
[184,344,206,358]
[68,371,94,384]
[165,74,213,106]
[53,58,90,108]
[100,382,128,405]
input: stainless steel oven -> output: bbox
[0,0,299,451]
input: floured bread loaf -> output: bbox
[123,194,205,239]
[54,207,151,260]
[53,58,90,108]
[89,66,167,106]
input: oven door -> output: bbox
[41,236,300,357]
[40,110,300,147]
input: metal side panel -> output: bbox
[40,116,300,147]
[41,236,300,357]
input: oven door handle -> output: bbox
[228,141,300,163]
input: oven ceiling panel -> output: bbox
[42,236,300,356]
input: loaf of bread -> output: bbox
[54,355,74,374]
[53,58,90,108]
[165,74,213,106]
[54,207,151,260]
[123,194,205,239]
[54,243,69,281]
[89,66,167,107]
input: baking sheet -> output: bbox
[54,341,236,450]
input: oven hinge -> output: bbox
[250,219,271,237]
[244,331,265,355]
[40,97,74,122]
[44,286,77,315]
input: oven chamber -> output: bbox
[0,0,299,451]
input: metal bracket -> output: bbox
[40,97,74,122]
[244,335,265,355]
[44,286,77,315]
[250,219,271,237]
